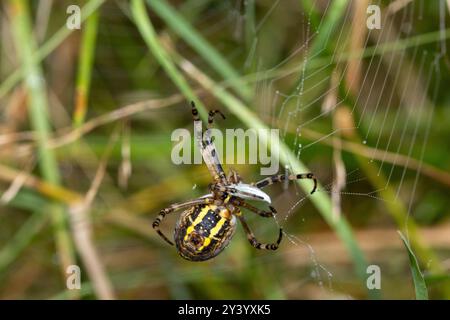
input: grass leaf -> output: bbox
[130,0,208,119]
[398,231,429,300]
[147,0,252,100]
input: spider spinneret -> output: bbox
[153,101,317,261]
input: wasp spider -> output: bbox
[153,102,317,261]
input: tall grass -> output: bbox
[133,0,376,297]
[0,0,449,300]
[73,9,100,127]
[8,0,76,296]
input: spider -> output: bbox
[153,101,317,261]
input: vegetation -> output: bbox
[0,0,449,299]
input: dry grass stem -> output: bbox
[69,128,120,300]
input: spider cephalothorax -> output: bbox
[153,102,317,261]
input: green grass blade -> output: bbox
[305,0,349,57]
[0,0,105,100]
[214,87,370,290]
[398,231,429,300]
[172,53,377,298]
[299,0,321,28]
[9,0,76,284]
[130,0,208,118]
[146,0,253,101]
[0,211,47,275]
[0,192,49,277]
[73,9,100,127]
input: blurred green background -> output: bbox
[0,0,449,299]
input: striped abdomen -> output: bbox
[174,204,236,261]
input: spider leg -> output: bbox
[203,109,227,181]
[202,109,226,144]
[190,101,227,183]
[236,200,276,218]
[253,173,317,194]
[237,214,283,250]
[227,168,241,184]
[207,109,226,129]
[153,197,213,246]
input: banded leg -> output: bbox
[238,215,283,250]
[190,102,226,142]
[254,173,317,194]
[204,109,226,181]
[190,100,201,121]
[235,199,276,218]
[226,169,241,184]
[190,101,227,183]
[207,109,225,129]
[203,109,226,144]
[153,197,213,246]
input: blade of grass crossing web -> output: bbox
[212,86,373,297]
[305,0,349,57]
[132,0,377,298]
[172,55,378,299]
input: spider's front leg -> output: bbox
[253,173,318,194]
[237,214,283,250]
[227,168,241,184]
[234,199,277,218]
[207,109,225,129]
[190,101,227,183]
[153,197,213,246]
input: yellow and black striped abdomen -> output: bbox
[174,204,236,261]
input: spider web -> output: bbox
[60,0,446,298]
[220,0,447,297]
